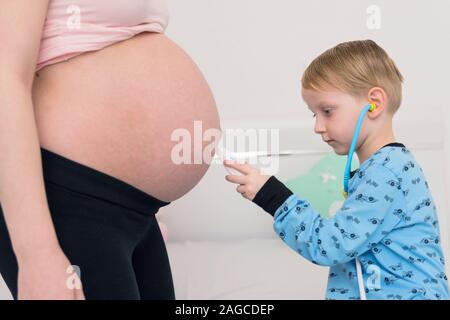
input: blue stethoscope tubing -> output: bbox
[342,102,376,300]
[343,103,376,198]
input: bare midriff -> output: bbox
[32,32,220,203]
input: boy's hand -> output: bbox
[224,160,270,201]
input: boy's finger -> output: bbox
[225,174,247,184]
[236,184,246,194]
[223,160,253,174]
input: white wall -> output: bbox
[166,0,450,124]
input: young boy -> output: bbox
[224,40,449,300]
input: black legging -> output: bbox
[0,148,175,300]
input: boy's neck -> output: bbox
[356,125,396,165]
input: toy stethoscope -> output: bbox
[342,102,377,199]
[342,102,377,300]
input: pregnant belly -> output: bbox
[31,32,221,202]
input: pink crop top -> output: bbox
[36,0,170,72]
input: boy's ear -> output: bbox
[367,87,388,118]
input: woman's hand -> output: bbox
[17,247,85,300]
[224,160,270,201]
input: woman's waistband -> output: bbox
[40,147,170,216]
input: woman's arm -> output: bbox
[0,0,84,299]
[0,0,59,263]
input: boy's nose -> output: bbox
[314,119,326,134]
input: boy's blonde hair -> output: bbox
[302,40,404,114]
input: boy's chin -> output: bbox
[329,143,348,155]
[334,149,348,156]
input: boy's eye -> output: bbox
[323,109,333,116]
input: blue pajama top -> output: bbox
[252,143,449,300]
